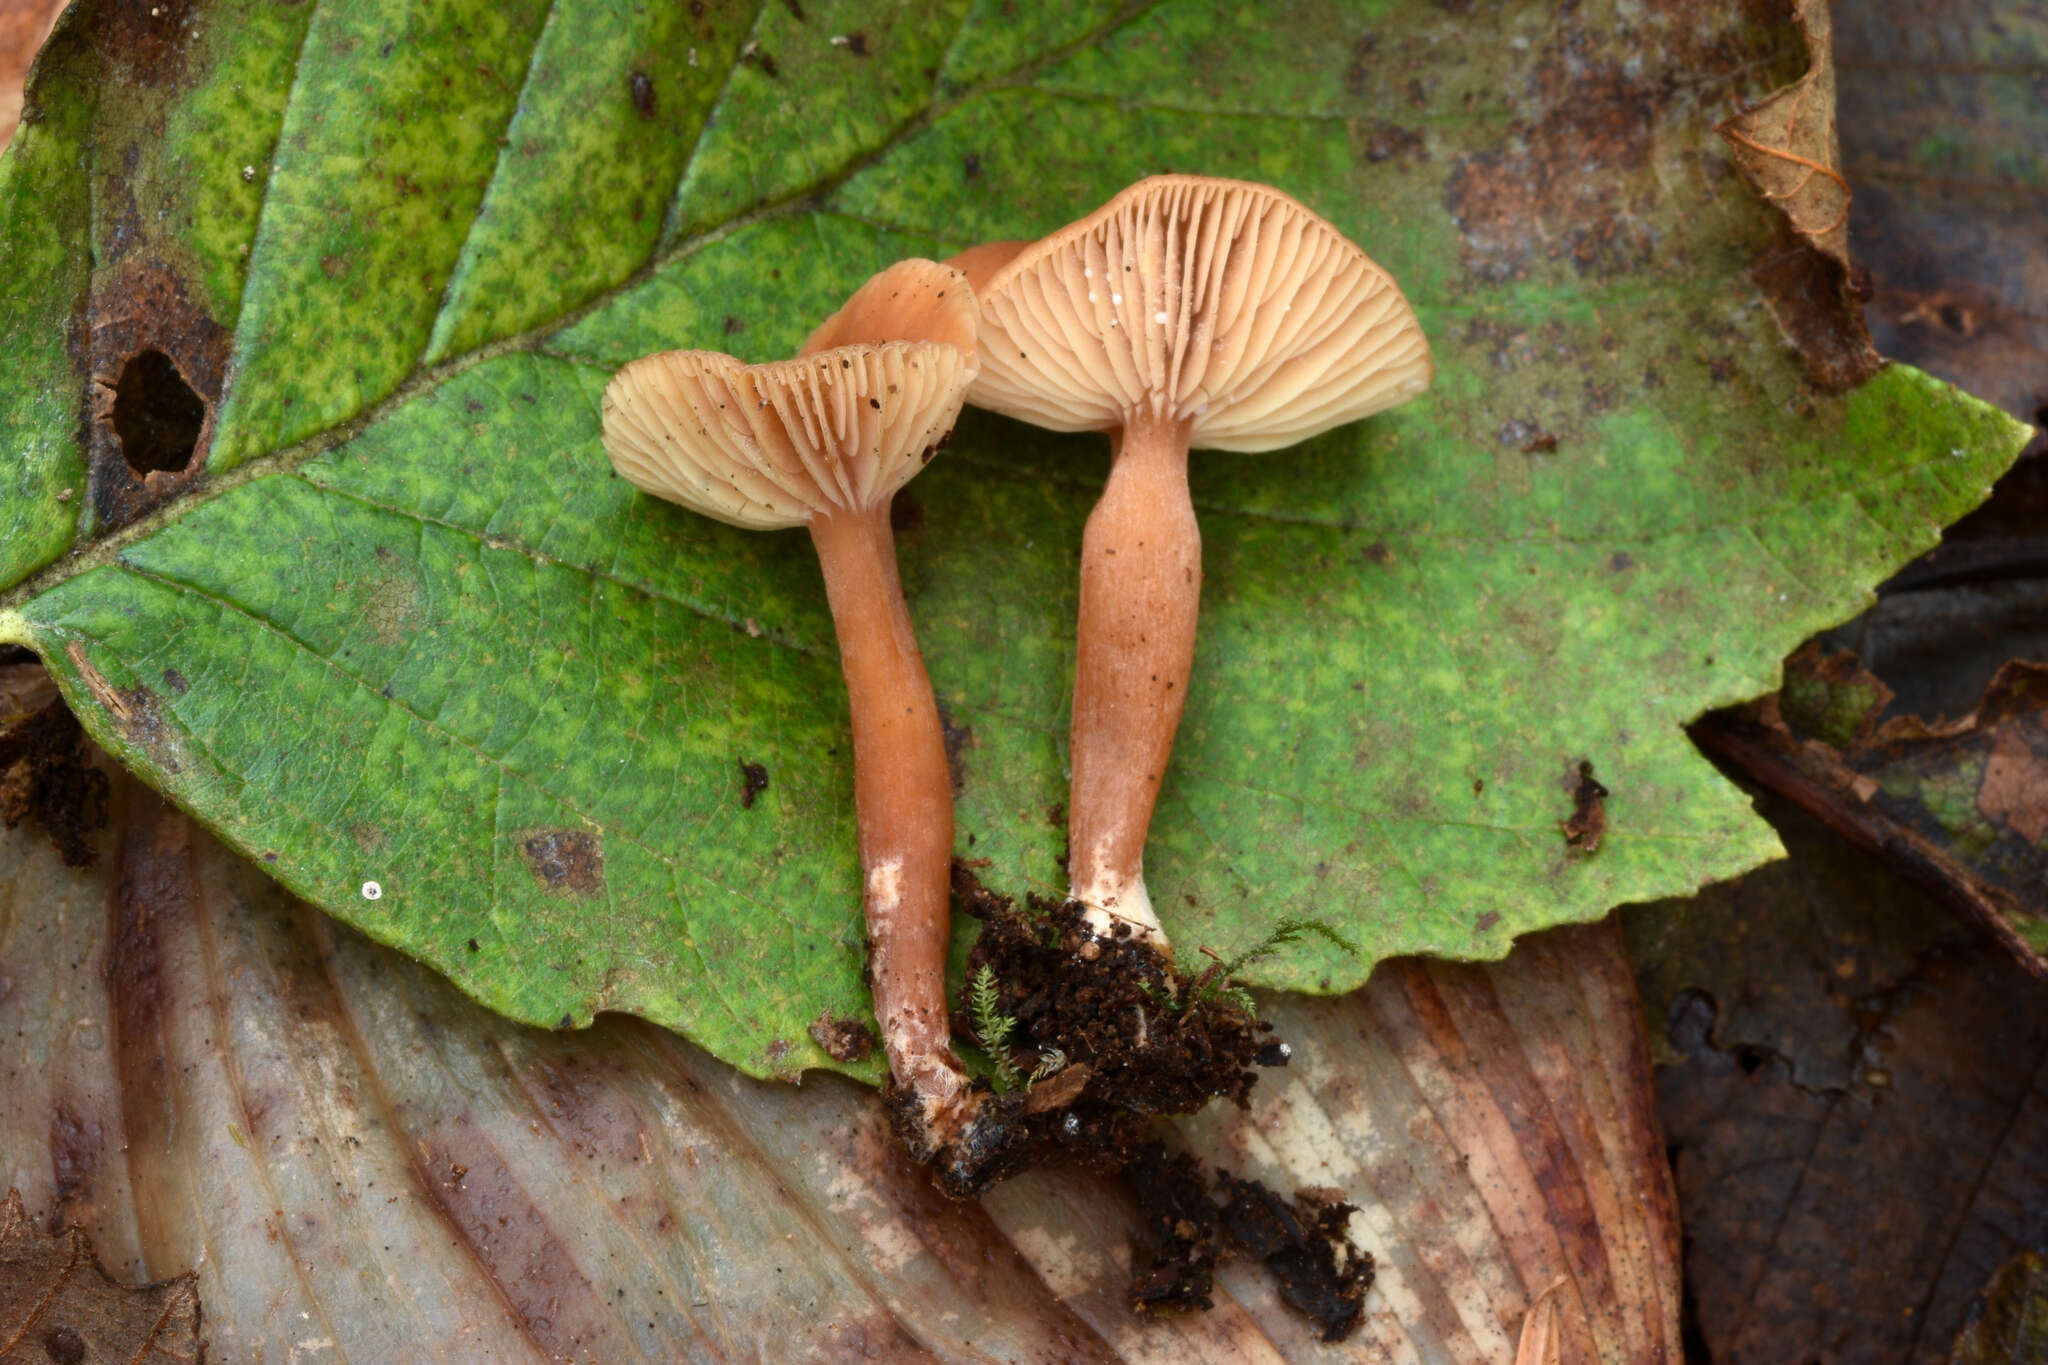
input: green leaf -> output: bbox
[0,0,2030,1082]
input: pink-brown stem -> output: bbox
[1068,407,1199,949]
[809,502,968,1123]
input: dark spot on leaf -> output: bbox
[842,31,870,56]
[98,0,196,89]
[963,151,981,179]
[1497,417,1542,447]
[739,41,779,78]
[86,261,229,533]
[41,1326,85,1365]
[48,1104,99,1212]
[160,667,188,695]
[808,1010,876,1062]
[889,488,922,534]
[723,315,743,335]
[558,1014,574,1029]
[782,0,805,18]
[1521,431,1559,454]
[1444,57,1663,282]
[627,70,655,119]
[1363,123,1423,164]
[936,701,971,798]
[466,937,480,952]
[1562,759,1610,852]
[738,759,769,809]
[1362,541,1393,566]
[1476,910,1501,932]
[1610,551,1635,572]
[519,828,605,895]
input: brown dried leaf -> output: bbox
[1717,0,1851,261]
[1716,0,1882,390]
[1837,0,2048,439]
[0,758,1682,1363]
[0,1189,200,1364]
[1949,1252,2048,1365]
[1631,794,2048,1365]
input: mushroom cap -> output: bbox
[971,175,1433,453]
[601,261,978,530]
[800,256,979,360]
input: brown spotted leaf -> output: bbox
[0,1189,200,1364]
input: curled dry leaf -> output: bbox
[0,1188,201,1364]
[0,752,1681,1362]
[1716,0,1882,390]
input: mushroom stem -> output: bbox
[808,500,969,1121]
[1068,406,1198,952]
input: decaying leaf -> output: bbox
[1707,645,2048,973]
[1837,0,2048,439]
[1630,793,2048,1364]
[0,1189,201,1364]
[0,760,1682,1362]
[1949,1252,2048,1365]
[1716,0,1882,389]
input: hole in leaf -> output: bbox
[110,349,205,474]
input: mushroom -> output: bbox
[960,175,1433,956]
[600,260,981,1150]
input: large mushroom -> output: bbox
[600,260,980,1153]
[962,175,1433,957]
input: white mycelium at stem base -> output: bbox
[965,175,1435,953]
[599,261,980,1138]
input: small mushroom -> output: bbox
[601,260,981,1148]
[960,175,1433,955]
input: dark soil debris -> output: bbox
[1127,1144,1221,1313]
[1217,1178,1374,1342]
[904,866,1279,1197]
[808,1010,876,1063]
[0,699,109,869]
[1563,758,1609,852]
[935,702,970,798]
[738,759,770,809]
